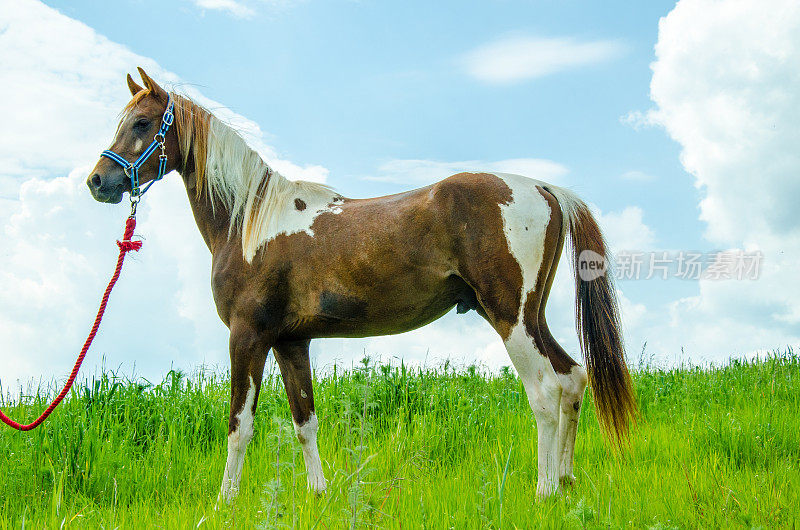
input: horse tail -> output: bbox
[542,184,637,449]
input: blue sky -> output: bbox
[48,1,682,202]
[2,0,799,386]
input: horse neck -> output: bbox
[178,159,233,254]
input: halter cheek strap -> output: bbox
[101,95,175,201]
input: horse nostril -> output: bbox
[91,174,102,188]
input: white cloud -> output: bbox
[367,158,568,185]
[596,206,656,252]
[191,0,304,18]
[462,35,624,84]
[620,170,656,182]
[0,0,326,388]
[194,0,256,18]
[619,110,656,131]
[627,0,800,360]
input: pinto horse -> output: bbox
[87,69,636,502]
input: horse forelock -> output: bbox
[121,89,151,116]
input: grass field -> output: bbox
[0,350,798,528]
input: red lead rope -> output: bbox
[0,216,142,431]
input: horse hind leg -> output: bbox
[536,186,588,485]
[467,184,564,498]
[273,339,327,493]
[503,312,563,498]
[465,255,563,498]
[539,314,588,485]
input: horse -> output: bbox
[86,68,636,502]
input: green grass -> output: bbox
[1,351,798,528]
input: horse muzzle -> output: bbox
[87,172,125,204]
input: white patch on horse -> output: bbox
[293,412,327,493]
[490,172,564,498]
[133,138,143,153]
[201,117,339,262]
[242,189,343,262]
[218,376,256,504]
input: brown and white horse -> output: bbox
[87,69,636,502]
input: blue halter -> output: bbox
[101,95,175,200]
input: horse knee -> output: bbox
[560,365,588,415]
[528,376,562,426]
[573,365,588,389]
[229,418,254,448]
[293,412,319,445]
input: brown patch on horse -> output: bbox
[260,188,461,338]
[205,173,515,343]
[250,263,292,332]
[294,198,307,211]
[436,173,524,340]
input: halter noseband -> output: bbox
[101,95,175,202]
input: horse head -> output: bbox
[87,68,180,204]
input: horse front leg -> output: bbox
[218,321,272,505]
[273,339,327,493]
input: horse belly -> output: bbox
[299,274,470,339]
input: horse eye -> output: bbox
[134,118,151,130]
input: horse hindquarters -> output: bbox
[491,178,636,495]
[451,174,569,498]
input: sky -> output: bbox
[1,0,799,389]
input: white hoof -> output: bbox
[217,485,238,508]
[307,471,328,494]
[536,481,559,499]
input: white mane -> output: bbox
[199,113,336,262]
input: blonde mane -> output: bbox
[172,94,335,261]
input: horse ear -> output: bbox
[126,73,144,96]
[137,66,168,100]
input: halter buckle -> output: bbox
[129,195,140,217]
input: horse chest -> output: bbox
[211,249,293,328]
